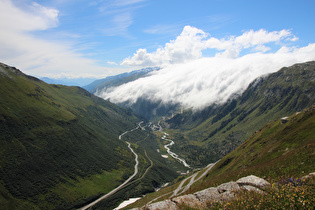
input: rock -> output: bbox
[194,187,220,203]
[219,190,236,201]
[143,175,271,209]
[281,117,289,124]
[145,200,177,210]
[217,181,241,193]
[172,194,204,209]
[236,175,270,188]
[301,172,315,180]
[242,185,263,193]
[215,181,242,202]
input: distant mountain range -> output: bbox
[40,76,96,87]
[84,67,160,93]
[40,67,159,88]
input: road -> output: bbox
[143,161,218,208]
[78,124,141,210]
[172,162,218,197]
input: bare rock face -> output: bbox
[236,175,270,188]
[301,172,315,180]
[144,200,177,210]
[172,194,204,209]
[142,175,270,210]
[194,187,220,203]
[242,185,264,193]
[217,181,241,193]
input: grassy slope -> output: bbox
[190,105,315,193]
[166,61,315,166]
[0,63,145,209]
[128,105,315,209]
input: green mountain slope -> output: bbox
[127,105,315,209]
[191,105,315,192]
[0,63,174,209]
[166,61,315,167]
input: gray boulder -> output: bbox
[172,194,204,209]
[194,187,220,203]
[217,181,241,193]
[144,200,177,210]
[236,175,270,188]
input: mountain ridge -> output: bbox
[84,67,160,93]
[126,104,315,209]
[0,62,176,209]
[163,61,315,166]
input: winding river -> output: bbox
[162,132,191,168]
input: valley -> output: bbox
[79,123,141,210]
[0,63,180,209]
[2,1,315,209]
[0,61,314,209]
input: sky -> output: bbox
[1,0,315,79]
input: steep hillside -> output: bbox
[127,105,315,209]
[84,67,159,93]
[165,61,315,166]
[190,105,315,193]
[0,63,175,209]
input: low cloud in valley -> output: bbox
[98,27,315,110]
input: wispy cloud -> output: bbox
[102,12,134,36]
[0,0,129,78]
[97,0,147,37]
[143,24,181,35]
[98,26,315,110]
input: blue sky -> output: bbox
[1,0,315,78]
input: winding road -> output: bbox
[171,162,217,197]
[143,161,218,208]
[78,124,142,210]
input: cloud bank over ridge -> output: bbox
[97,27,315,110]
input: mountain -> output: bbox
[40,77,96,87]
[0,63,177,209]
[84,67,160,93]
[163,61,315,167]
[127,105,315,209]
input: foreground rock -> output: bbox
[141,175,269,210]
[131,173,315,209]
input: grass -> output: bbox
[127,106,315,209]
[0,63,152,209]
[52,170,125,202]
[205,176,315,209]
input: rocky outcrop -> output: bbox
[142,175,270,210]
[130,172,315,209]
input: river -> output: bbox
[162,132,191,168]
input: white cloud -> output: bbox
[121,27,298,66]
[0,0,58,32]
[0,0,129,78]
[122,26,209,66]
[107,61,118,65]
[98,27,315,110]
